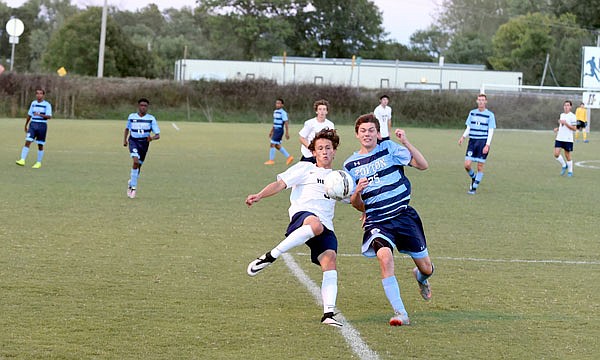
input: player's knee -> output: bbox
[306,217,323,235]
[319,250,337,270]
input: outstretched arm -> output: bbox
[246,179,287,207]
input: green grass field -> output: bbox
[1,119,599,359]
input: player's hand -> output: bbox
[559,119,566,125]
[359,212,366,227]
[395,129,408,145]
[147,135,152,142]
[123,140,128,147]
[285,133,290,140]
[483,144,489,154]
[355,178,369,193]
[458,136,464,145]
[246,194,261,206]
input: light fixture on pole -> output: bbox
[5,17,25,72]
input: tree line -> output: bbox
[0,0,597,86]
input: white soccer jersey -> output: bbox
[556,112,577,142]
[299,117,335,158]
[277,162,336,231]
[373,105,392,138]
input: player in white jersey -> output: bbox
[553,100,577,177]
[299,99,335,163]
[246,128,343,327]
[373,94,392,141]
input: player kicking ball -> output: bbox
[245,128,343,328]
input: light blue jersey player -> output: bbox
[123,98,160,199]
[344,113,434,327]
[458,94,496,194]
[16,88,53,168]
[264,98,293,165]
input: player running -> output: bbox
[246,128,343,327]
[123,98,160,199]
[344,114,434,326]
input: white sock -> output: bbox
[555,155,566,167]
[271,225,315,258]
[321,270,338,314]
[567,160,573,172]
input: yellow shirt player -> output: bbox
[575,103,588,143]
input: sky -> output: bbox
[3,0,439,45]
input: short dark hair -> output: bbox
[308,128,339,151]
[36,88,46,94]
[478,94,487,99]
[379,94,389,101]
[276,98,284,104]
[564,100,572,106]
[354,113,380,134]
[138,98,150,105]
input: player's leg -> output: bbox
[412,256,433,301]
[583,124,588,142]
[314,234,342,327]
[32,125,47,168]
[471,161,485,191]
[554,145,567,175]
[564,149,573,176]
[17,129,35,165]
[371,237,410,326]
[247,212,320,276]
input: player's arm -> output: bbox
[483,128,494,154]
[24,115,31,132]
[284,121,290,140]
[458,126,470,145]
[350,178,368,212]
[246,179,287,207]
[123,128,130,146]
[395,129,428,170]
[148,133,160,142]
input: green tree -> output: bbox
[490,12,591,86]
[287,0,385,58]
[410,25,449,58]
[43,7,156,77]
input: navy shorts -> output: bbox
[576,121,586,130]
[554,140,573,152]
[362,206,429,259]
[286,211,337,266]
[26,122,47,144]
[129,137,150,162]
[465,138,489,163]
[270,128,284,144]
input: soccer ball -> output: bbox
[324,170,355,200]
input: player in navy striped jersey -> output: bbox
[458,94,496,194]
[16,89,52,168]
[344,114,434,326]
[264,98,294,165]
[246,128,343,327]
[122,98,160,199]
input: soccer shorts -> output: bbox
[26,122,48,145]
[129,137,150,162]
[554,140,573,152]
[286,211,337,266]
[361,206,429,259]
[576,120,587,130]
[465,138,489,163]
[270,128,284,145]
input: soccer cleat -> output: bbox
[286,156,294,165]
[32,162,42,169]
[321,312,343,327]
[389,311,410,326]
[127,181,133,197]
[264,160,275,165]
[16,159,25,166]
[567,172,573,177]
[467,189,476,195]
[560,166,567,176]
[469,177,475,191]
[413,267,432,301]
[128,188,136,199]
[247,251,276,276]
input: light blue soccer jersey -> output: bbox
[465,108,496,140]
[273,108,288,129]
[344,141,413,224]
[126,113,160,139]
[28,100,52,123]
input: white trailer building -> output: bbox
[174,56,522,91]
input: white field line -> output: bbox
[171,122,180,131]
[575,160,600,169]
[281,253,379,360]
[294,252,600,265]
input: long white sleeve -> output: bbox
[486,128,494,145]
